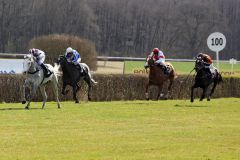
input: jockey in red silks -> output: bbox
[145,48,169,75]
[29,48,52,77]
[197,53,217,77]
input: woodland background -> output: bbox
[0,0,239,59]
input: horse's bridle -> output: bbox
[195,59,205,72]
[147,57,155,67]
[23,55,40,74]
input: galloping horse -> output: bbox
[145,57,176,100]
[190,58,222,102]
[22,54,61,109]
[56,55,97,103]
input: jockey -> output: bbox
[196,53,216,77]
[145,48,169,75]
[65,47,83,72]
[29,48,52,77]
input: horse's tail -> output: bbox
[81,63,98,85]
[52,63,62,77]
[167,63,178,79]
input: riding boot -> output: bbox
[40,63,52,77]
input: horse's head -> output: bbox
[23,54,36,73]
[57,55,67,66]
[195,57,205,72]
[146,56,155,67]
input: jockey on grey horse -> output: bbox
[29,48,52,77]
[22,51,61,109]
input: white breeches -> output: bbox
[36,54,45,65]
[155,58,165,64]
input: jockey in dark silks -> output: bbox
[65,47,83,72]
[145,48,169,75]
[196,53,217,78]
[29,48,52,77]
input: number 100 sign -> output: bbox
[207,32,226,52]
[207,32,226,71]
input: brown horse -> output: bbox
[145,57,176,100]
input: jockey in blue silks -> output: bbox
[29,48,52,77]
[65,47,83,72]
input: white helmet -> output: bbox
[66,47,73,54]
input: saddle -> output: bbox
[156,63,171,75]
[38,63,52,78]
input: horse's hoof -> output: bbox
[25,106,29,110]
[207,98,211,101]
[75,100,79,103]
[22,101,26,104]
[190,99,194,103]
[146,98,149,101]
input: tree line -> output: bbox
[0,0,239,59]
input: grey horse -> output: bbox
[22,54,61,109]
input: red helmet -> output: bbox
[152,48,159,54]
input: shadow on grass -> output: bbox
[0,107,42,111]
[174,104,209,107]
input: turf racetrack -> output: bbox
[0,98,239,160]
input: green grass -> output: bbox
[0,98,239,160]
[124,61,240,76]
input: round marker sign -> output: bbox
[207,32,226,52]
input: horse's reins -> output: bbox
[27,69,40,74]
[177,67,195,98]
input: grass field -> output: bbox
[124,61,240,76]
[0,98,239,160]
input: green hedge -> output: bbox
[0,74,239,103]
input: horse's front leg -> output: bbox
[25,84,38,109]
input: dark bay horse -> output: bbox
[57,55,97,103]
[145,57,176,100]
[190,59,222,102]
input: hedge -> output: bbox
[0,74,239,103]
